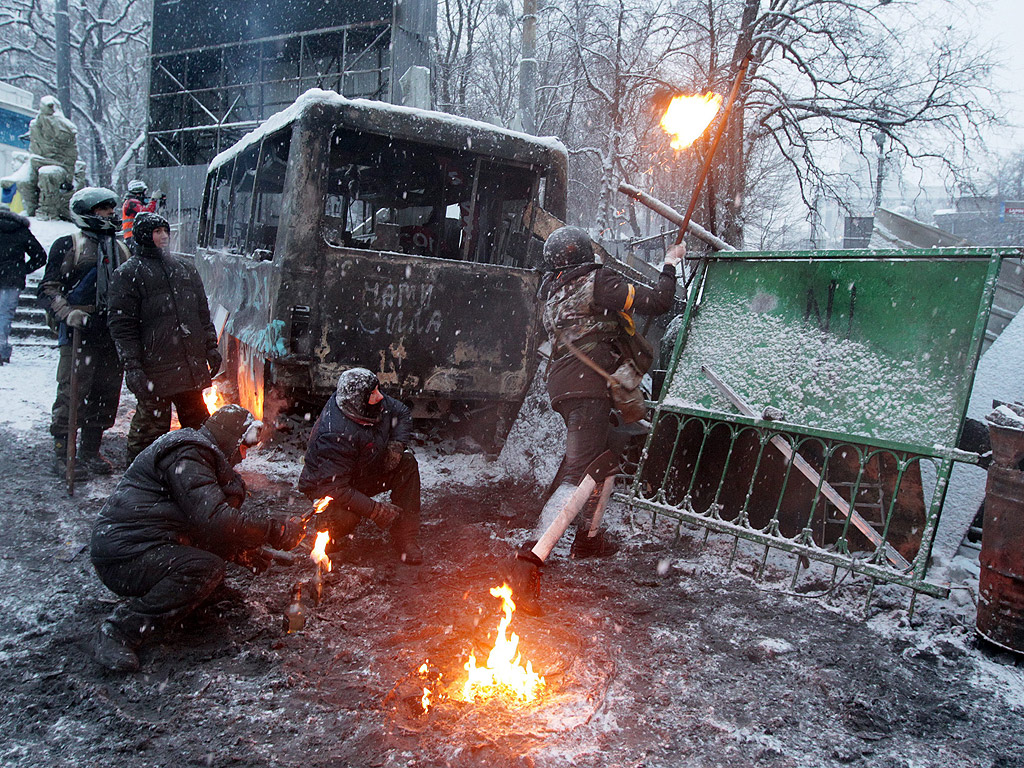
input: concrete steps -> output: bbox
[12,277,55,347]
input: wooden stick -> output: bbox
[618,183,735,252]
[701,365,910,570]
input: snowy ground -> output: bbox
[0,220,1021,767]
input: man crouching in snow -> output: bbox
[90,404,305,672]
[297,368,423,565]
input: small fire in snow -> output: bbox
[310,530,332,572]
[660,92,723,150]
[460,584,545,704]
[202,382,229,415]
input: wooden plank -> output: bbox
[701,365,911,570]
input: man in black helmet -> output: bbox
[38,186,131,478]
[108,211,222,463]
[509,225,685,614]
[91,404,306,672]
[297,367,423,565]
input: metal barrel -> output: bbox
[977,448,1024,653]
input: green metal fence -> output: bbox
[621,247,1023,608]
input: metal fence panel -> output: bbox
[623,248,1022,604]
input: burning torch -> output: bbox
[283,497,334,633]
[651,53,754,286]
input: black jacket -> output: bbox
[544,263,677,406]
[90,427,270,564]
[37,230,129,344]
[297,393,413,517]
[0,210,46,290]
[107,245,218,397]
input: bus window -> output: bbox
[208,160,233,250]
[249,129,291,258]
[225,145,259,255]
[324,128,540,265]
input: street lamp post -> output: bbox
[873,130,887,211]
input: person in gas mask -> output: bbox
[297,368,422,565]
[90,404,305,672]
[38,187,130,478]
[108,211,221,463]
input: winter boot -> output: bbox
[391,512,423,565]
[79,429,114,475]
[93,606,151,672]
[53,437,88,481]
[508,546,543,616]
[570,526,621,559]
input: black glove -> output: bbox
[368,500,401,530]
[383,441,405,473]
[207,348,223,376]
[125,367,153,397]
[268,515,306,551]
[234,547,273,574]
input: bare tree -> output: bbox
[0,0,150,187]
[701,0,997,246]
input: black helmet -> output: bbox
[335,368,382,424]
[69,186,118,233]
[542,226,594,270]
[134,211,170,249]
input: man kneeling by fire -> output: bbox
[90,404,305,672]
[297,367,423,565]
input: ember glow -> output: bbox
[660,93,723,150]
[202,382,229,415]
[310,531,331,572]
[460,584,545,703]
[312,495,333,516]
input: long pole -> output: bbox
[66,326,81,496]
[54,0,72,117]
[674,53,753,246]
[518,0,538,134]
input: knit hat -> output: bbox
[204,404,257,458]
[133,212,170,250]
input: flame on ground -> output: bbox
[310,531,332,572]
[202,382,229,415]
[660,92,723,150]
[460,584,545,704]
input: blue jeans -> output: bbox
[0,287,20,363]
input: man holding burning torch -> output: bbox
[297,368,423,565]
[509,226,684,615]
[90,404,305,672]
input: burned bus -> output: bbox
[195,89,567,445]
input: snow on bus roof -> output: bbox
[209,88,567,171]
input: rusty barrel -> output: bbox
[977,419,1024,652]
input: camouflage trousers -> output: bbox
[126,389,209,464]
[50,332,123,440]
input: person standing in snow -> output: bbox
[0,206,47,365]
[38,187,131,479]
[108,212,222,463]
[120,180,162,254]
[297,367,423,565]
[508,226,684,614]
[91,404,306,672]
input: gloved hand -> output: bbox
[383,441,405,472]
[368,500,401,530]
[234,547,273,574]
[125,367,153,397]
[65,309,90,328]
[207,348,223,376]
[664,242,686,268]
[268,515,306,551]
